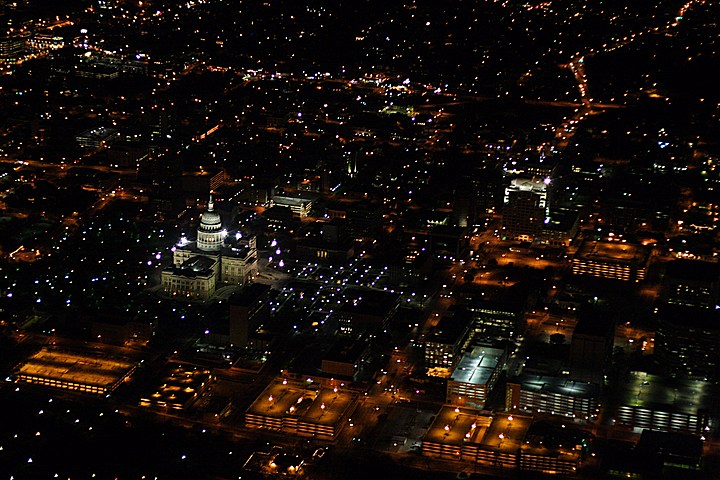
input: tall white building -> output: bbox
[503,178,549,214]
[161,196,258,300]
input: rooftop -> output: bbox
[140,365,212,410]
[247,379,358,427]
[573,307,615,337]
[323,336,368,365]
[450,347,504,386]
[424,406,493,446]
[424,407,532,452]
[617,371,716,415]
[665,259,720,283]
[512,374,600,399]
[426,309,472,345]
[17,348,136,389]
[576,240,650,263]
[229,283,272,306]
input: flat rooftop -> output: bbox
[512,374,600,399]
[576,240,649,263]
[450,347,504,386]
[141,365,212,409]
[424,407,532,452]
[617,371,716,415]
[665,259,720,282]
[18,348,136,388]
[247,379,358,427]
[424,406,492,446]
[483,414,532,451]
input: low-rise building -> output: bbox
[15,348,137,396]
[572,240,651,282]
[613,371,714,434]
[506,375,601,421]
[245,378,359,441]
[422,408,581,475]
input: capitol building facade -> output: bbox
[161,196,258,300]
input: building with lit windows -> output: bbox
[572,240,650,282]
[0,31,27,63]
[271,193,315,217]
[467,297,525,341]
[447,347,505,408]
[15,348,137,396]
[422,408,582,475]
[661,260,720,309]
[654,305,720,380]
[245,378,359,441]
[613,371,714,434]
[506,375,600,421]
[502,178,550,241]
[161,196,258,300]
[424,309,473,371]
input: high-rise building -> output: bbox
[0,32,27,63]
[502,178,549,241]
[654,305,720,380]
[569,308,615,383]
[661,260,720,309]
[228,283,271,347]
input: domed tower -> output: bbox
[197,195,224,252]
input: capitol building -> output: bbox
[161,196,258,300]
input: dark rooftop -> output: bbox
[573,307,615,337]
[665,260,720,283]
[229,283,272,307]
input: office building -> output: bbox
[654,305,720,380]
[569,308,615,383]
[425,309,473,371]
[228,283,272,347]
[661,260,720,309]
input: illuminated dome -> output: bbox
[197,195,223,251]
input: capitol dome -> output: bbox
[197,196,224,252]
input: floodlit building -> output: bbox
[613,371,715,435]
[245,378,359,441]
[271,192,315,217]
[139,365,213,410]
[506,375,601,421]
[15,348,137,396]
[162,196,258,300]
[447,347,505,408]
[572,240,650,282]
[502,178,550,242]
[422,407,581,475]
